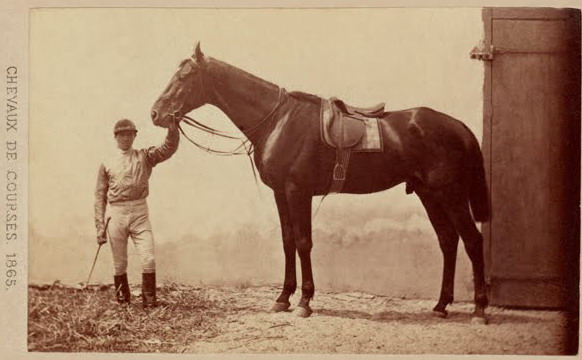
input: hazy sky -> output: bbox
[29,8,482,294]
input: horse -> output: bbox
[151,43,490,324]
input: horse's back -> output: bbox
[381,107,479,154]
[379,107,482,191]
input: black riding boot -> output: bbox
[142,272,157,308]
[113,273,130,304]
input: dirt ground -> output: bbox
[184,285,572,355]
[28,284,574,354]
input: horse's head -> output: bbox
[151,43,207,128]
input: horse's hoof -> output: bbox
[471,316,488,325]
[432,309,448,318]
[294,306,313,318]
[270,302,290,313]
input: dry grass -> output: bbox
[29,283,573,355]
[28,283,226,352]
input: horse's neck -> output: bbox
[205,58,281,143]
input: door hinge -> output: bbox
[470,44,495,61]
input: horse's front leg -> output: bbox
[285,183,314,318]
[271,191,297,312]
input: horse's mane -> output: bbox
[193,55,324,105]
[289,91,322,104]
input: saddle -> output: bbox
[321,98,385,193]
[322,98,386,149]
[331,97,385,118]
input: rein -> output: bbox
[177,87,288,186]
[178,116,250,155]
[178,87,287,154]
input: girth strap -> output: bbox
[329,149,351,194]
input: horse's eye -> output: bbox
[179,63,192,79]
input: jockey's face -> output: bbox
[115,130,136,151]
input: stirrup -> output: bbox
[333,164,346,181]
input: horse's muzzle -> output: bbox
[150,109,171,128]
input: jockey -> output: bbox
[94,118,179,307]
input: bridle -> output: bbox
[172,56,288,183]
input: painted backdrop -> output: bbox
[29,8,484,300]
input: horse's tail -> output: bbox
[466,137,490,222]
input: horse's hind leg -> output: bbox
[419,194,460,318]
[442,190,489,324]
[271,191,297,312]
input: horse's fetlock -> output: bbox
[436,294,453,309]
[475,293,488,307]
[283,281,297,294]
[301,285,315,299]
[298,296,312,307]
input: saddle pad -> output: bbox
[321,99,335,146]
[321,99,383,152]
[353,117,383,152]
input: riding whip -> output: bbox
[84,216,111,289]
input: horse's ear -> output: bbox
[194,42,205,62]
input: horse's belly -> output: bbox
[336,151,406,194]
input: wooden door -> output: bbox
[481,8,580,308]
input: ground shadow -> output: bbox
[316,307,559,325]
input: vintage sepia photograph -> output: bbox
[1,1,580,357]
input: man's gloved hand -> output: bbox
[95,217,111,245]
[96,231,107,245]
[168,117,180,130]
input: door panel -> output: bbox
[493,19,568,53]
[482,8,580,308]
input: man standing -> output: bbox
[94,119,179,308]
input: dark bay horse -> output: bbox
[151,44,490,323]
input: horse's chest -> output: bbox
[259,115,288,167]
[257,113,299,170]
[255,116,320,188]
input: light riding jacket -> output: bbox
[94,128,179,235]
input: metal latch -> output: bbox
[470,42,495,61]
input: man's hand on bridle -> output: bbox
[168,117,181,131]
